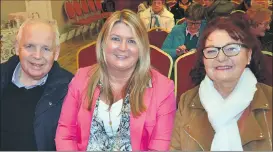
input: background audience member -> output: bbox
[170,16,272,151]
[205,0,235,20]
[55,9,176,151]
[139,0,175,31]
[246,5,272,52]
[0,19,73,150]
[236,0,251,11]
[162,3,206,60]
[170,0,193,23]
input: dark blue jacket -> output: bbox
[0,56,73,150]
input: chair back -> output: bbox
[94,0,103,11]
[150,45,173,78]
[80,0,90,14]
[87,0,97,12]
[148,27,169,48]
[77,41,97,69]
[230,9,245,14]
[262,51,272,86]
[174,50,198,101]
[176,17,186,25]
[64,0,76,20]
[72,0,84,17]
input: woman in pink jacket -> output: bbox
[55,9,176,151]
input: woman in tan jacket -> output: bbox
[170,15,272,151]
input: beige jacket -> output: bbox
[170,83,272,151]
[139,7,174,32]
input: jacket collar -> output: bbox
[185,83,270,150]
[2,56,72,119]
[34,61,72,119]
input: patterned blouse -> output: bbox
[86,92,132,151]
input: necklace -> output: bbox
[108,104,122,151]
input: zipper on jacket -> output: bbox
[183,127,205,151]
[263,110,272,149]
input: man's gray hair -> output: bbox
[16,18,60,46]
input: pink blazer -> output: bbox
[55,66,176,151]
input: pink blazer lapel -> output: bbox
[80,87,100,150]
[130,87,153,150]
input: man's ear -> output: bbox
[15,41,19,56]
[54,45,60,61]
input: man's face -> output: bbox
[16,23,60,80]
[152,0,164,14]
[186,19,202,33]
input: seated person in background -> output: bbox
[246,5,272,52]
[205,0,235,20]
[0,19,73,150]
[170,16,272,151]
[162,3,206,60]
[170,0,193,23]
[139,0,174,32]
[236,0,251,11]
[55,9,176,151]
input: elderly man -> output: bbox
[162,3,206,60]
[0,19,73,150]
[140,0,174,32]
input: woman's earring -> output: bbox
[248,59,251,65]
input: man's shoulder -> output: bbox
[161,8,174,18]
[0,56,19,81]
[48,62,73,84]
[140,7,151,18]
[56,67,74,79]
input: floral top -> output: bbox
[86,92,132,151]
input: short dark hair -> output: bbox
[184,3,205,21]
[190,15,266,85]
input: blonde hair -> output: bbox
[87,9,151,117]
[246,4,272,27]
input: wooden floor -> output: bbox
[57,33,97,74]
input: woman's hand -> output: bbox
[176,45,188,56]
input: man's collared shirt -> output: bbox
[12,63,48,89]
[186,28,200,40]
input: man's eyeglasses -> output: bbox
[187,21,202,27]
[203,43,249,59]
